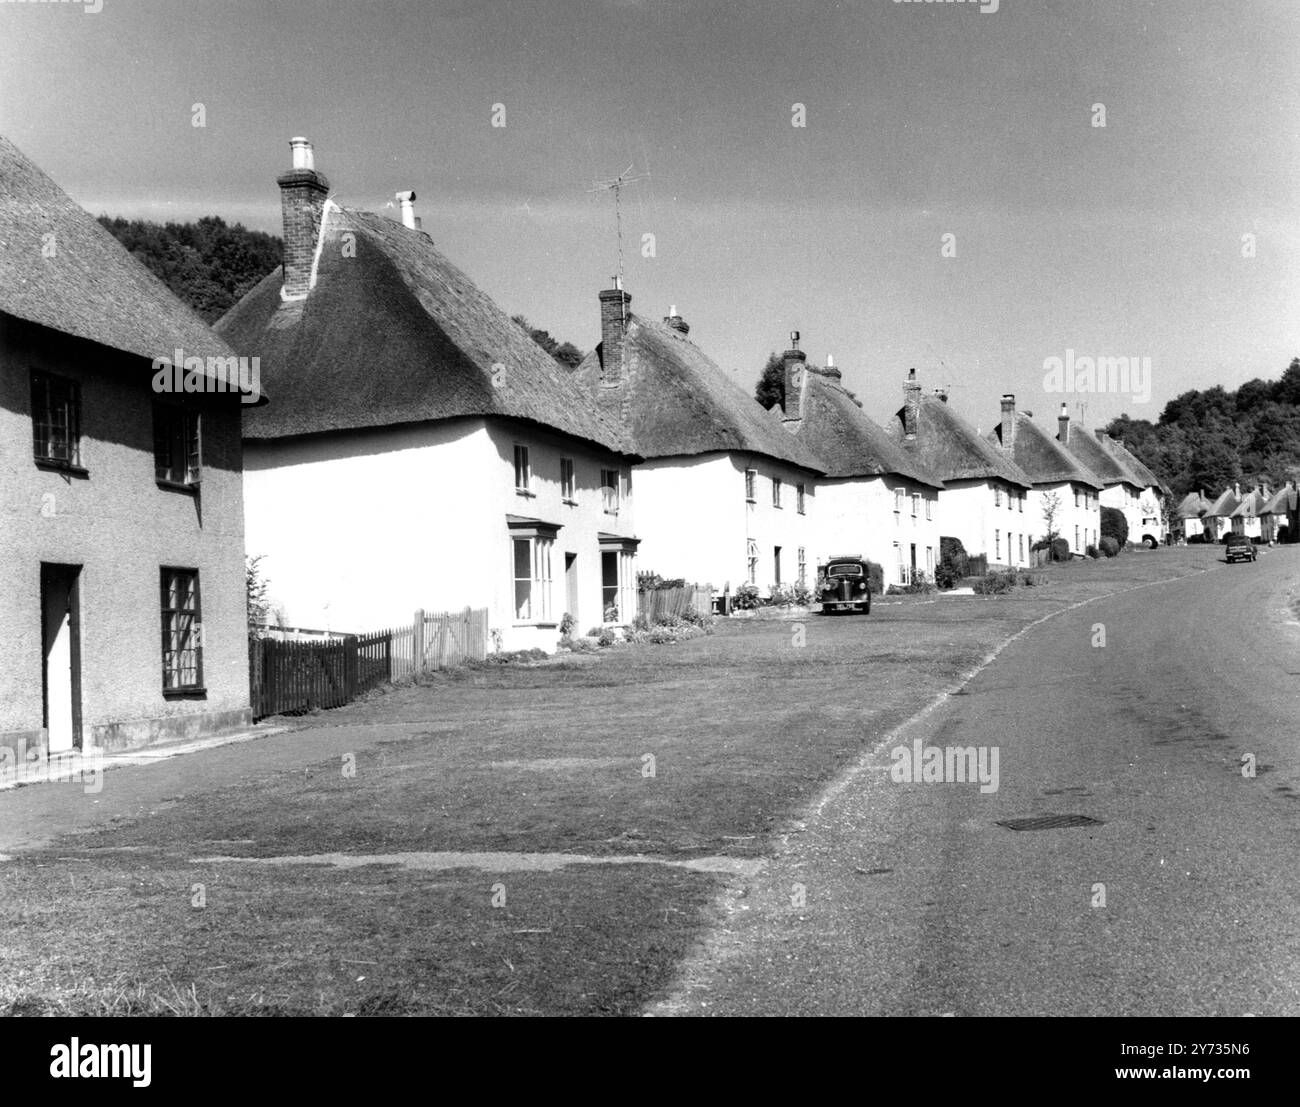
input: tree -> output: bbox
[246,555,271,637]
[511,315,586,369]
[755,352,784,411]
[1100,506,1129,548]
[1040,491,1062,545]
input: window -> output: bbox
[1075,525,1080,550]
[895,541,906,585]
[1018,491,1023,513]
[772,476,782,509]
[911,493,920,517]
[1019,534,1024,561]
[926,496,932,521]
[774,545,782,584]
[513,444,531,494]
[160,568,203,692]
[560,458,575,503]
[798,547,806,585]
[995,530,1001,560]
[747,539,759,585]
[31,371,82,469]
[926,546,934,574]
[895,488,904,513]
[796,483,806,515]
[745,468,757,503]
[513,536,553,622]
[994,486,1001,507]
[1074,489,1082,509]
[601,468,619,514]
[154,404,200,486]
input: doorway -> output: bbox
[565,553,578,624]
[40,563,82,752]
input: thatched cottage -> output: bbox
[777,344,945,585]
[569,288,823,595]
[0,134,256,757]
[886,370,1035,567]
[218,140,641,649]
[1056,421,1166,546]
[987,399,1103,556]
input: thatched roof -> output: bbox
[0,134,247,392]
[986,413,1103,489]
[1175,491,1212,519]
[1058,426,1141,488]
[791,369,942,487]
[220,206,636,455]
[1098,433,1166,493]
[568,315,823,471]
[1262,485,1298,516]
[1205,487,1240,517]
[1231,489,1267,519]
[886,393,1033,488]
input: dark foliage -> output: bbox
[755,352,784,410]
[1099,536,1120,557]
[1100,505,1129,547]
[511,315,586,369]
[1101,358,1300,497]
[97,215,281,323]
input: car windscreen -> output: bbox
[824,563,863,577]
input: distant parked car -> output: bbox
[1224,533,1257,563]
[817,557,872,614]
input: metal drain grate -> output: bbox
[996,814,1103,832]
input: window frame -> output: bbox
[31,370,85,473]
[745,468,757,503]
[772,476,783,509]
[600,467,620,515]
[153,402,202,490]
[160,567,204,695]
[513,444,533,496]
[560,457,576,504]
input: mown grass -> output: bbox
[0,546,1215,1016]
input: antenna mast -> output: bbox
[587,163,646,287]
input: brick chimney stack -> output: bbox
[903,368,921,440]
[782,331,806,422]
[277,137,330,300]
[1057,402,1070,446]
[598,278,632,387]
[1000,394,1017,453]
[663,305,689,335]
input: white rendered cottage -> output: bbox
[886,371,1035,568]
[777,345,945,586]
[987,399,1103,556]
[218,140,641,650]
[569,291,824,596]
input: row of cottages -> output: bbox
[885,371,1037,568]
[568,288,824,594]
[776,344,944,585]
[1058,422,1167,546]
[0,135,255,758]
[1174,489,1214,542]
[1198,481,1298,543]
[1260,482,1299,542]
[986,397,1103,555]
[217,141,642,648]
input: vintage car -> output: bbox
[817,556,872,614]
[1224,532,1258,563]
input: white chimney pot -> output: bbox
[290,137,314,171]
[396,190,418,230]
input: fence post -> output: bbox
[413,609,425,675]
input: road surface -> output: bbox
[658,547,1300,1016]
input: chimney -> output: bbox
[933,387,948,403]
[781,331,807,422]
[1233,481,1241,498]
[817,353,841,381]
[663,304,690,335]
[598,278,632,387]
[1000,394,1016,453]
[1058,402,1070,446]
[396,190,417,230]
[903,368,921,440]
[277,137,331,300]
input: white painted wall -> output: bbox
[815,476,942,587]
[633,451,818,593]
[936,479,1033,567]
[1101,482,1165,545]
[1031,482,1101,555]
[243,417,636,653]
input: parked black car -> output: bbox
[1224,533,1258,562]
[817,557,872,614]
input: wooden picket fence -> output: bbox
[637,584,713,621]
[249,607,488,720]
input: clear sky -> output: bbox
[3,0,1297,432]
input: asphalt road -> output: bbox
[659,547,1300,1016]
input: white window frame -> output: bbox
[747,538,759,585]
[995,529,1001,560]
[772,476,782,509]
[745,468,757,503]
[600,468,619,514]
[925,496,932,521]
[560,457,575,504]
[797,546,806,585]
[513,444,532,495]
[796,483,806,515]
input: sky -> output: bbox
[2,0,1298,433]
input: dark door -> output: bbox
[565,553,578,624]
